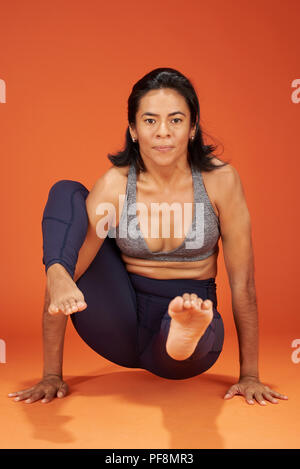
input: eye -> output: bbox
[144,118,182,124]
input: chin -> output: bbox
[154,159,174,166]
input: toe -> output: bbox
[68,298,78,312]
[59,303,66,313]
[76,299,87,310]
[64,301,73,315]
[168,296,184,314]
[190,293,199,308]
[200,300,214,322]
[201,299,212,310]
[48,303,59,314]
[182,293,192,308]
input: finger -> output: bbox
[254,391,267,406]
[41,391,57,403]
[14,390,37,402]
[57,382,69,398]
[269,390,288,400]
[263,385,272,392]
[245,391,255,404]
[24,390,45,403]
[264,386,288,400]
[224,387,238,399]
[8,387,35,397]
[262,391,278,404]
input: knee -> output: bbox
[49,179,87,194]
[48,179,89,200]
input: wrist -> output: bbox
[43,372,62,379]
[239,365,259,380]
[239,374,259,381]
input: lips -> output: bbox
[153,146,174,150]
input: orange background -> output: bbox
[0,0,300,449]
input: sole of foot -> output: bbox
[166,293,214,361]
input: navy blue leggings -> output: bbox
[42,179,225,380]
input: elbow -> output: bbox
[231,279,257,306]
[230,275,257,295]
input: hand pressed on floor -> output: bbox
[224,376,289,405]
[8,375,69,404]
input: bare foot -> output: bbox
[46,263,87,315]
[166,292,214,361]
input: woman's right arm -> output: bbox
[42,281,68,379]
[7,283,70,404]
[8,168,119,403]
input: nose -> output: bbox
[156,120,171,138]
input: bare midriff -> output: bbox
[112,158,222,281]
[121,250,218,280]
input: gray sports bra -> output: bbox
[108,162,220,261]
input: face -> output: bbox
[129,88,196,167]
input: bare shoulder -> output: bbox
[90,164,130,200]
[85,165,130,228]
[210,159,249,223]
[107,164,131,179]
[206,157,241,188]
[207,156,235,174]
[201,157,234,207]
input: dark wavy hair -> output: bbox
[107,67,230,173]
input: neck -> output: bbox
[139,158,192,191]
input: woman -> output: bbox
[9,68,288,406]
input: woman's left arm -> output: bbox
[216,165,288,405]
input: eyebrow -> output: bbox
[141,111,186,117]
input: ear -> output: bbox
[129,124,136,141]
[189,124,196,139]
